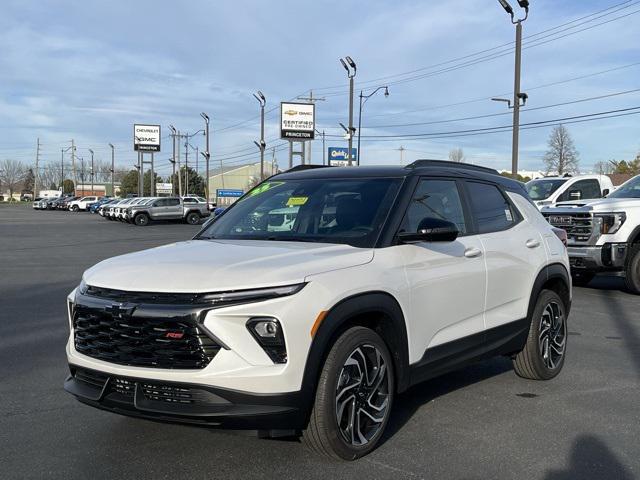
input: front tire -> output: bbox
[513,289,567,380]
[134,213,150,226]
[71,205,79,212]
[186,212,200,225]
[624,244,640,295]
[302,326,394,460]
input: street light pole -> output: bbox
[108,143,114,197]
[497,0,529,179]
[169,125,177,195]
[357,86,389,166]
[340,57,357,166]
[253,91,266,179]
[88,149,94,195]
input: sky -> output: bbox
[1,0,639,178]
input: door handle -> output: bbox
[464,247,483,258]
[526,239,541,249]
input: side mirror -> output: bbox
[397,218,459,244]
[602,189,610,197]
[569,190,582,200]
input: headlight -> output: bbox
[199,283,306,306]
[596,213,626,234]
[78,279,88,295]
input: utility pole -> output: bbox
[71,139,77,194]
[137,151,142,196]
[34,138,40,197]
[169,125,177,195]
[108,143,115,197]
[60,149,64,195]
[253,91,266,179]
[177,130,182,196]
[339,57,357,166]
[88,149,95,195]
[184,137,189,196]
[200,114,210,203]
[297,91,326,164]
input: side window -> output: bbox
[183,198,195,203]
[153,199,167,207]
[466,182,517,234]
[558,180,601,201]
[400,179,467,235]
[166,198,181,206]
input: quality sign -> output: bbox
[281,102,315,140]
[134,124,161,152]
[328,147,357,166]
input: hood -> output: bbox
[83,239,373,292]
[548,197,640,212]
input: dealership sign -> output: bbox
[134,124,161,152]
[155,183,173,194]
[328,147,357,166]
[281,102,315,140]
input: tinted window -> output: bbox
[199,178,401,248]
[400,179,466,235]
[166,198,181,206]
[559,179,601,201]
[466,182,516,234]
[153,199,167,207]
[183,198,195,203]
[525,179,567,200]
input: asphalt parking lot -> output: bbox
[1,206,639,480]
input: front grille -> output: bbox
[84,285,203,305]
[73,306,220,369]
[543,212,594,243]
[141,383,194,404]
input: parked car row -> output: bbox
[34,194,211,226]
[96,195,211,226]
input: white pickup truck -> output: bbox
[526,175,614,210]
[541,174,640,293]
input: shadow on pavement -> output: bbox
[586,274,627,292]
[545,434,634,480]
[382,356,513,443]
[603,294,640,379]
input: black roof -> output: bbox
[275,160,524,192]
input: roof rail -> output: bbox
[286,164,334,172]
[405,159,499,175]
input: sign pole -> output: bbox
[150,152,155,196]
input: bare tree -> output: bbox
[0,159,26,199]
[593,160,614,175]
[543,125,579,175]
[448,148,465,163]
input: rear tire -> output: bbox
[571,271,595,287]
[513,289,567,380]
[186,212,200,225]
[134,213,149,226]
[71,205,79,212]
[624,244,640,295]
[302,326,394,461]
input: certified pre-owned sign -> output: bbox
[281,102,315,140]
[134,124,161,152]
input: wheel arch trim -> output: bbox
[299,291,410,418]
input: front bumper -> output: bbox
[65,365,305,429]
[567,243,627,271]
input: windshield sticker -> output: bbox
[248,182,284,197]
[286,196,309,206]
[505,209,513,222]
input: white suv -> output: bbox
[68,196,99,212]
[64,161,571,460]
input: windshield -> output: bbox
[608,175,640,198]
[525,179,568,200]
[198,177,401,247]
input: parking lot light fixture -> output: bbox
[339,56,357,166]
[253,92,266,180]
[88,149,95,195]
[108,144,115,197]
[497,0,530,179]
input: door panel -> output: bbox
[399,178,487,360]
